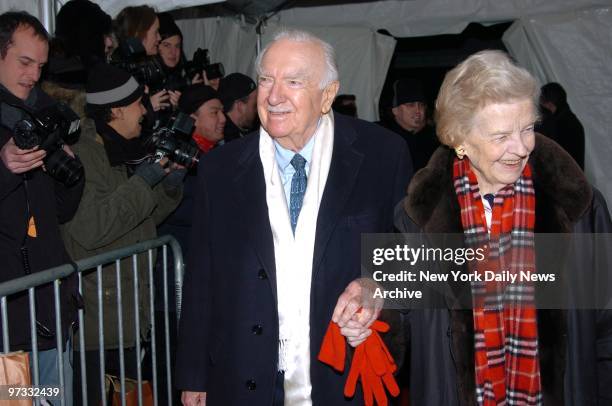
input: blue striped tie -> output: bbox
[289,154,307,233]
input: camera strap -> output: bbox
[19,176,55,340]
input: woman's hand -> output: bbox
[150,89,170,111]
[168,90,182,108]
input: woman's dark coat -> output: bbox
[395,134,612,405]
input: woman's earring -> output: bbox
[455,147,466,159]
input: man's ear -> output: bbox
[391,106,400,118]
[110,106,123,121]
[321,81,340,114]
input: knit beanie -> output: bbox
[86,63,143,109]
[178,84,220,114]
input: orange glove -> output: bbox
[318,321,345,372]
[318,320,400,405]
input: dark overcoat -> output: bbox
[176,113,412,405]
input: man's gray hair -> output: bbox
[255,28,339,89]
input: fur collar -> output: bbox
[402,133,592,233]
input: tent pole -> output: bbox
[255,19,264,56]
[39,0,57,34]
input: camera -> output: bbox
[12,102,84,186]
[112,37,166,89]
[184,48,225,82]
[143,112,199,168]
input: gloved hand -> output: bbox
[163,167,187,189]
[319,320,399,406]
[134,160,167,187]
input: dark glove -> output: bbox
[134,161,166,187]
[163,167,187,189]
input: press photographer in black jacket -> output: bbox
[0,11,84,402]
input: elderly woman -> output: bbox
[395,50,612,405]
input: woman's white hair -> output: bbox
[255,28,339,89]
[435,50,540,147]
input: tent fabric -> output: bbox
[95,0,222,17]
[503,6,612,210]
[177,17,258,77]
[274,0,612,37]
[3,1,40,19]
[176,18,397,122]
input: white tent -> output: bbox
[4,0,612,207]
[174,1,612,205]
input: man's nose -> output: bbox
[267,81,283,105]
[29,65,42,83]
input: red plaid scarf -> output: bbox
[453,157,542,406]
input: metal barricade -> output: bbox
[0,235,183,406]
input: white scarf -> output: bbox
[259,112,334,405]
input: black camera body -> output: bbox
[143,112,199,168]
[112,37,166,88]
[12,102,84,186]
[185,48,225,82]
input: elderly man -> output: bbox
[176,29,412,405]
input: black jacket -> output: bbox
[385,121,439,173]
[175,114,412,404]
[394,134,612,405]
[0,87,84,350]
[537,104,585,170]
[223,115,251,144]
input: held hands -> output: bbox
[181,391,206,405]
[0,138,46,174]
[318,320,400,406]
[332,278,384,347]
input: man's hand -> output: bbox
[134,158,169,187]
[332,278,384,347]
[62,144,75,158]
[182,391,206,405]
[0,138,46,174]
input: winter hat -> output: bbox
[391,78,426,108]
[158,12,182,41]
[179,84,220,114]
[218,73,256,111]
[86,63,143,108]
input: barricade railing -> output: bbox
[0,235,184,406]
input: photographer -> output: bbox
[151,84,224,401]
[112,5,169,113]
[154,12,189,124]
[0,11,84,404]
[62,63,184,405]
[42,0,113,130]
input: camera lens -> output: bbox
[44,148,84,186]
[13,120,40,149]
[173,141,199,168]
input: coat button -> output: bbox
[257,269,267,280]
[252,324,263,335]
[246,379,257,390]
